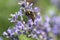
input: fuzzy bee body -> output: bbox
[26,0,34,3]
[25,10,35,21]
[26,0,38,4]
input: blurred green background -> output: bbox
[0,0,60,40]
[0,0,19,35]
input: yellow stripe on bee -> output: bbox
[28,11,30,14]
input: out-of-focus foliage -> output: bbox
[0,0,18,34]
[19,34,36,40]
[0,0,20,40]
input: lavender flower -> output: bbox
[8,13,18,22]
[3,31,8,36]
[27,19,33,26]
[34,15,42,26]
[51,0,60,9]
[52,25,58,34]
[18,10,23,16]
[34,7,40,13]
[3,0,57,40]
[16,21,24,27]
[49,16,60,36]
[0,37,3,40]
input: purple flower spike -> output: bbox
[3,0,57,40]
[7,28,12,34]
[16,21,22,26]
[18,10,23,16]
[7,28,15,36]
[45,16,50,23]
[52,25,58,34]
[8,13,18,22]
[16,21,24,29]
[17,31,21,35]
[3,31,8,36]
[0,37,3,40]
[36,30,41,35]
[34,7,40,13]
[27,19,33,26]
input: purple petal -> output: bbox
[34,7,40,12]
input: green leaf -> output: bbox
[19,34,35,40]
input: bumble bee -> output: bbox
[25,10,36,21]
[26,0,34,3]
[26,0,38,4]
